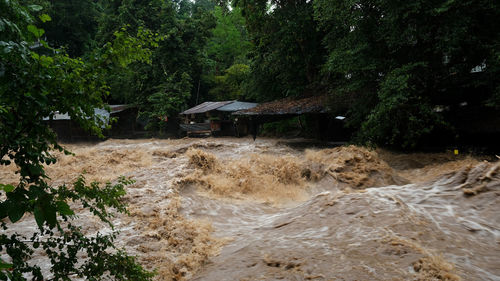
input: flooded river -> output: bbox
[1,138,499,280]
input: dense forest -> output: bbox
[1,0,500,279]
[4,0,499,148]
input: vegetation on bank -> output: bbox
[235,0,500,148]
[3,0,498,148]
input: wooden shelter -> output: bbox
[180,101,258,136]
[44,105,144,141]
[233,95,350,140]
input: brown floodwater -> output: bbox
[1,138,499,281]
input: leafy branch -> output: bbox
[1,1,156,280]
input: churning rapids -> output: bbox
[1,138,499,280]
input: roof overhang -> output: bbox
[181,101,234,115]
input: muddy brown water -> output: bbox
[1,138,499,281]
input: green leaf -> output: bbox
[33,196,58,228]
[39,55,54,67]
[27,24,44,38]
[0,202,7,219]
[39,14,51,23]
[27,24,38,36]
[0,184,15,193]
[4,184,14,192]
[28,165,43,177]
[34,204,45,229]
[0,259,13,270]
[56,201,74,216]
[45,204,57,227]
[8,202,25,223]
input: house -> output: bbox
[43,105,143,141]
[180,101,258,137]
[233,95,351,140]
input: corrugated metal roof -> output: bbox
[181,101,234,115]
[217,101,258,112]
[233,96,328,116]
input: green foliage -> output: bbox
[261,117,302,136]
[205,6,251,73]
[235,0,325,101]
[0,177,155,280]
[96,0,216,123]
[358,63,443,148]
[24,0,101,57]
[142,72,193,131]
[18,0,253,127]
[103,26,161,67]
[209,63,249,100]
[12,0,499,149]
[314,0,500,148]
[199,5,252,104]
[0,1,154,279]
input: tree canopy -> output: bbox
[4,0,496,148]
[314,0,500,147]
[236,0,500,148]
[235,0,326,100]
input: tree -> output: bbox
[141,72,192,132]
[95,0,216,129]
[209,63,250,100]
[205,6,251,74]
[0,1,155,279]
[314,0,500,148]
[201,6,252,102]
[234,0,326,101]
[43,0,100,57]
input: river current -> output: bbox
[1,138,498,280]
